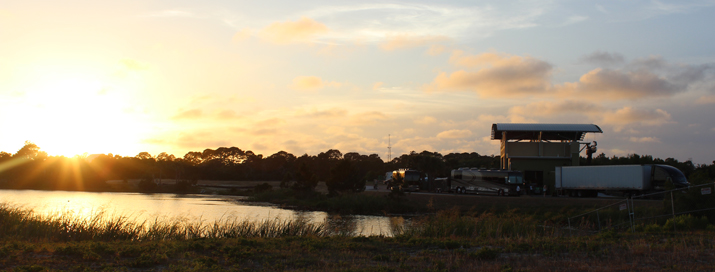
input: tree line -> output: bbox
[1,141,714,192]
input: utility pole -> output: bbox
[387,134,392,162]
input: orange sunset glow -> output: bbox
[1,0,714,165]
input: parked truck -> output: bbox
[555,164,689,197]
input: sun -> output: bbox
[19,72,145,157]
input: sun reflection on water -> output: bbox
[0,190,402,236]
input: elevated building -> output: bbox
[491,123,603,193]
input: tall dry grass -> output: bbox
[0,203,329,242]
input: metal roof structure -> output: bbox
[491,123,602,141]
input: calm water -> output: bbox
[0,190,400,236]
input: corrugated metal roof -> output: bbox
[491,123,602,141]
[494,123,602,132]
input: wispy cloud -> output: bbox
[349,111,389,126]
[142,10,197,18]
[414,116,437,125]
[172,109,202,120]
[629,136,661,143]
[600,107,672,130]
[380,35,450,51]
[299,107,348,119]
[436,129,473,139]
[259,17,329,44]
[290,76,341,93]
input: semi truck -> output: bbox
[450,168,524,196]
[555,164,689,197]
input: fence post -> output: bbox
[596,210,601,231]
[671,191,676,232]
[568,217,572,236]
[628,197,635,233]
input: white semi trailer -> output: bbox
[555,164,689,197]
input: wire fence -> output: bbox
[566,182,715,235]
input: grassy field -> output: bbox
[2,194,715,271]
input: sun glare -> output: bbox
[20,72,144,157]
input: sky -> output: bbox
[1,0,715,164]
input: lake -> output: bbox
[0,190,402,237]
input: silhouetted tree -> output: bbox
[326,159,364,195]
[292,162,318,191]
[14,141,47,160]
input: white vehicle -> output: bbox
[555,164,689,197]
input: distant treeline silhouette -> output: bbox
[0,141,713,191]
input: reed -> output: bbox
[0,203,329,242]
[3,203,715,271]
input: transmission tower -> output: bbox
[387,134,392,162]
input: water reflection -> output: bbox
[0,189,403,237]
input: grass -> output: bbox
[0,203,330,242]
[2,201,715,271]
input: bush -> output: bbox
[254,183,273,193]
[663,214,709,231]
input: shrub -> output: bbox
[663,214,709,231]
[254,183,273,193]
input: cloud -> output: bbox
[509,100,603,116]
[579,51,625,66]
[696,95,715,104]
[507,101,673,130]
[392,136,437,155]
[251,128,279,136]
[254,118,286,127]
[600,107,672,129]
[379,35,449,51]
[172,109,202,120]
[414,116,437,125]
[428,44,447,56]
[349,111,389,126]
[144,10,196,18]
[629,136,661,143]
[171,132,231,150]
[260,17,329,44]
[372,82,384,90]
[425,51,553,98]
[217,110,242,119]
[232,28,252,42]
[291,76,341,92]
[426,51,710,102]
[671,63,715,84]
[436,129,473,139]
[302,107,348,119]
[556,68,681,100]
[252,142,268,151]
[627,55,668,71]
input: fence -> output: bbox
[566,182,715,235]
